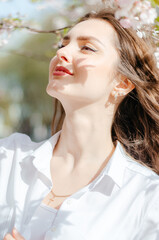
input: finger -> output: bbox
[3,233,15,240]
[12,229,25,240]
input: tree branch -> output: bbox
[0,23,73,34]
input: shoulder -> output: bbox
[126,157,159,197]
[0,133,48,183]
[0,133,41,151]
[117,142,159,180]
[125,156,159,181]
[118,143,159,195]
[123,152,159,207]
[121,151,159,222]
[0,133,47,163]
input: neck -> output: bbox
[54,100,116,170]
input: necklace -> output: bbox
[47,145,116,205]
[48,189,72,204]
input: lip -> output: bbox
[53,66,73,76]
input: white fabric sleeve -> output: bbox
[135,188,159,240]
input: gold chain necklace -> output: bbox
[48,189,72,204]
[47,146,115,205]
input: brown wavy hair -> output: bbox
[51,8,159,174]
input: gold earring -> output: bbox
[118,91,125,96]
[112,90,118,100]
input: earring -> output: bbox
[112,90,125,101]
[112,90,118,100]
[114,93,118,100]
[118,91,125,96]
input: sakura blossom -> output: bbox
[114,0,158,30]
[154,47,159,68]
[119,18,132,28]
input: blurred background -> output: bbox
[0,0,100,141]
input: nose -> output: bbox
[56,46,72,63]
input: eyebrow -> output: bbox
[62,35,105,47]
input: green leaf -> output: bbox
[154,0,159,5]
[151,0,157,7]
[155,25,159,31]
[12,18,22,22]
[155,16,159,22]
[63,27,69,35]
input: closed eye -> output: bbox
[81,45,97,52]
[58,43,97,52]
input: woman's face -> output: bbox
[47,18,120,106]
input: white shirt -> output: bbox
[23,203,58,240]
[0,130,159,240]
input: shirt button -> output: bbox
[66,199,72,205]
[51,226,56,232]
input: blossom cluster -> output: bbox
[0,14,25,47]
[108,0,159,67]
[113,0,157,29]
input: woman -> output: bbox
[1,7,159,240]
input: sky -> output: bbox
[0,0,67,51]
[0,0,39,18]
[0,0,67,19]
[0,0,40,52]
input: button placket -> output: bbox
[49,198,74,234]
[51,225,56,232]
[66,198,72,205]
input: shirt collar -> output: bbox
[102,141,128,188]
[31,130,127,188]
[32,130,61,184]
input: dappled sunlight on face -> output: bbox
[46,19,120,107]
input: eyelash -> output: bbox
[58,44,97,52]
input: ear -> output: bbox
[112,76,135,99]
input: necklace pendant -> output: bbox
[48,197,55,205]
[50,196,56,201]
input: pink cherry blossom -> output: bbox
[142,0,151,10]
[119,18,132,28]
[132,1,143,14]
[114,0,157,31]
[115,8,130,19]
[139,7,157,24]
[115,0,136,8]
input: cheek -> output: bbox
[74,56,115,85]
[73,55,117,99]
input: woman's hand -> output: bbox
[4,228,25,240]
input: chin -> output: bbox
[46,83,57,97]
[47,80,64,92]
[46,82,70,102]
[46,82,97,105]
